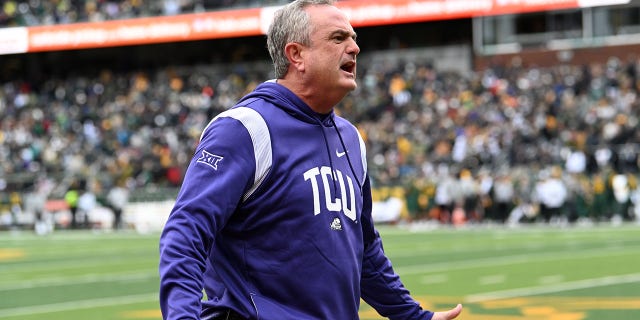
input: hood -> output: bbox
[238,80,361,194]
[237,80,334,126]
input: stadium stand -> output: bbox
[0,0,290,27]
[1,0,639,230]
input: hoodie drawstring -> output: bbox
[317,117,340,195]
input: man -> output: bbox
[106,179,129,230]
[159,1,463,319]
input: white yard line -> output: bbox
[395,244,640,275]
[465,273,640,303]
[0,254,151,273]
[539,274,565,284]
[478,274,506,285]
[0,271,156,291]
[420,274,449,284]
[0,293,157,318]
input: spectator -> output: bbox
[534,166,569,224]
[8,191,22,229]
[2,33,640,227]
[77,185,98,229]
[106,179,130,230]
[489,173,515,223]
[458,168,481,222]
[611,172,633,221]
[0,0,292,27]
[433,166,457,223]
[26,177,54,235]
[590,171,613,221]
[64,181,81,229]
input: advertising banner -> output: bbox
[0,0,630,54]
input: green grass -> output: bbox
[1,224,639,319]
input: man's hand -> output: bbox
[432,304,462,320]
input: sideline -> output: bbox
[0,293,157,318]
[465,272,640,302]
[395,244,640,275]
[0,271,156,291]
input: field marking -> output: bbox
[420,274,449,284]
[539,274,565,285]
[478,274,506,285]
[394,244,640,275]
[386,235,637,257]
[0,271,156,291]
[0,249,24,261]
[0,253,153,273]
[0,231,158,241]
[465,272,640,303]
[0,293,157,318]
[384,224,640,250]
[388,223,640,235]
[120,309,162,318]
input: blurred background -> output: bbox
[2,0,640,231]
[1,1,640,319]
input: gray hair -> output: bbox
[267,0,336,79]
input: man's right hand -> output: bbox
[432,304,462,320]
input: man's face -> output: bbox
[303,5,360,95]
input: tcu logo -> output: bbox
[303,166,356,221]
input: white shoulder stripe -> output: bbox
[357,130,367,182]
[204,107,272,202]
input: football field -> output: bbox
[1,223,639,319]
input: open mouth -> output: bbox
[340,61,356,75]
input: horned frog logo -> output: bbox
[330,217,342,231]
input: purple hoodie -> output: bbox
[159,81,433,320]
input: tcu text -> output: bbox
[303,166,356,221]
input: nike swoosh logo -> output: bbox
[336,150,346,158]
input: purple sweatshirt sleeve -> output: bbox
[359,176,434,320]
[158,116,255,320]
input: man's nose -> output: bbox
[347,39,360,56]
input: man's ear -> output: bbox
[284,42,305,72]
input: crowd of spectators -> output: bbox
[2,51,640,227]
[0,0,289,27]
[1,0,640,227]
[353,55,640,225]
